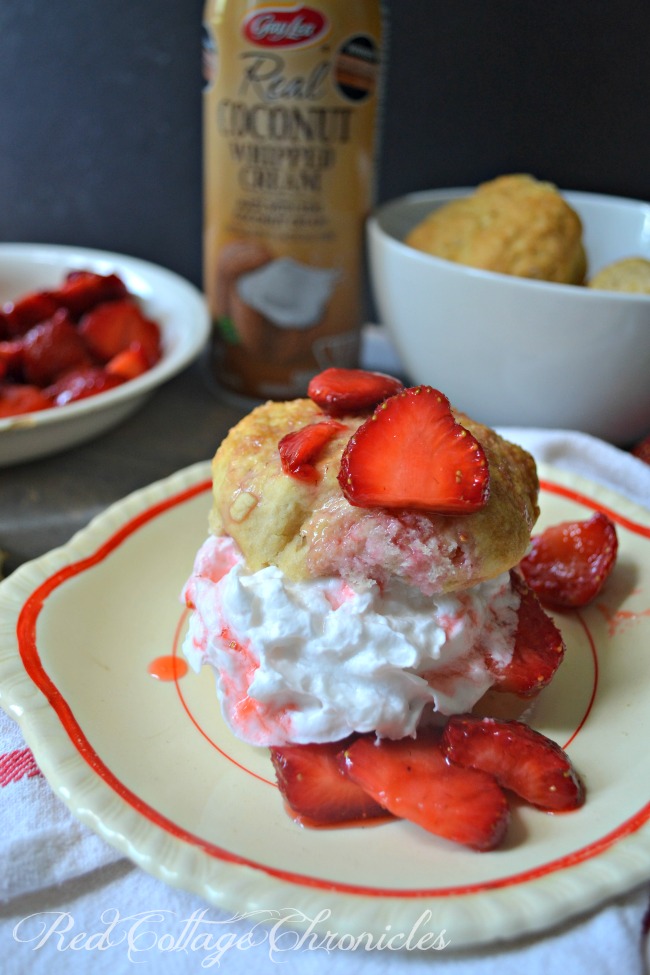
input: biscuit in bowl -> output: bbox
[405,173,586,284]
[588,256,650,294]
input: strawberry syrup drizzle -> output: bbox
[147,655,188,682]
[14,475,650,898]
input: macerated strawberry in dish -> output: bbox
[1,291,60,337]
[487,571,565,697]
[278,419,346,484]
[338,386,490,513]
[52,270,128,318]
[21,310,91,386]
[308,367,404,417]
[106,343,150,380]
[518,512,618,609]
[443,715,585,812]
[46,366,124,406]
[270,739,388,826]
[0,383,52,418]
[78,299,162,366]
[0,339,24,379]
[341,728,509,851]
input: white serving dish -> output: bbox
[0,243,210,466]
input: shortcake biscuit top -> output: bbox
[209,394,539,595]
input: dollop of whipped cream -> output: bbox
[182,536,520,747]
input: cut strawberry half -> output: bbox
[53,270,128,318]
[341,728,509,851]
[337,386,490,513]
[270,739,389,826]
[106,343,150,380]
[78,298,161,366]
[518,512,618,609]
[487,571,565,697]
[1,291,60,337]
[0,383,52,418]
[21,310,91,386]
[0,339,24,379]
[307,367,404,417]
[443,715,585,813]
[46,366,124,405]
[278,419,346,484]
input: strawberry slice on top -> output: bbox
[308,367,404,417]
[278,419,346,484]
[338,386,490,513]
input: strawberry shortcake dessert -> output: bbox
[182,368,617,850]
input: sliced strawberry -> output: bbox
[2,291,60,337]
[270,739,388,826]
[308,367,404,417]
[278,419,346,484]
[21,310,91,386]
[0,339,24,379]
[52,270,128,318]
[342,728,509,851]
[518,513,618,610]
[0,383,52,418]
[106,343,150,380]
[46,366,124,405]
[487,571,565,697]
[78,298,161,365]
[443,715,585,813]
[338,386,490,513]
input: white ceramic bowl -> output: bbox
[367,188,650,444]
[0,243,210,466]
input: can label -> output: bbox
[203,0,383,400]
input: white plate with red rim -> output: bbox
[0,460,649,950]
[0,243,210,466]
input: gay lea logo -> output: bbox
[242,5,329,48]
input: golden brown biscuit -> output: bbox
[588,257,650,294]
[406,174,586,284]
[209,397,539,595]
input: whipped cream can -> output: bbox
[203,0,384,401]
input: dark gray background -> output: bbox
[1,0,648,292]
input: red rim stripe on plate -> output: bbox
[562,611,599,749]
[171,606,276,787]
[14,476,650,899]
[539,478,650,537]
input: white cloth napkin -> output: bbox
[2,363,650,974]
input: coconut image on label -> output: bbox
[239,258,341,327]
